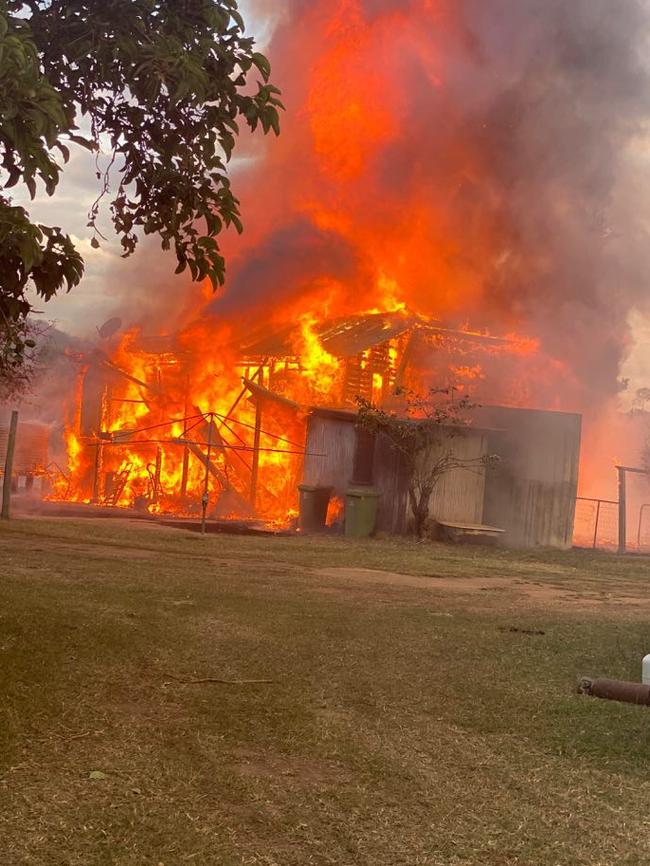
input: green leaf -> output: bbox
[54,142,70,163]
[0,0,283,370]
[251,52,271,82]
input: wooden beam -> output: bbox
[183,441,228,489]
[249,369,264,509]
[92,439,104,503]
[242,377,302,412]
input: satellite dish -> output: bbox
[97,317,123,340]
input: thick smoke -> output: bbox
[208,218,366,319]
[224,0,650,407]
[452,0,650,394]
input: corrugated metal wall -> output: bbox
[303,406,581,548]
[303,413,357,498]
[303,411,488,534]
[478,406,581,549]
[373,433,410,533]
[426,431,489,525]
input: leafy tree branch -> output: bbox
[0,0,282,387]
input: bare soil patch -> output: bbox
[312,566,650,613]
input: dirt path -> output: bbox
[313,566,650,613]
[6,518,650,615]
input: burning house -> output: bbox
[47,308,581,549]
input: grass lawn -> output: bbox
[2,518,650,865]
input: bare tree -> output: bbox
[356,388,499,538]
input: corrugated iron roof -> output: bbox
[318,312,418,356]
[238,312,514,360]
[239,323,296,359]
[240,312,421,359]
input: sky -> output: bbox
[16,1,650,397]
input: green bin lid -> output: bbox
[346,487,380,499]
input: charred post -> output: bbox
[250,368,265,509]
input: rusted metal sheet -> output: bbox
[319,313,414,357]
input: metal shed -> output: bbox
[303,405,582,548]
[477,406,581,549]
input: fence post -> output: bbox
[1,411,19,521]
[618,467,627,555]
[593,499,602,550]
[637,504,650,551]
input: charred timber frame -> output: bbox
[68,313,525,516]
[249,368,264,509]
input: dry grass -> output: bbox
[1,517,650,865]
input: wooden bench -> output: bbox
[435,520,506,544]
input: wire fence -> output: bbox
[573,497,650,552]
[573,498,619,550]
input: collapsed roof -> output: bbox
[240,311,513,361]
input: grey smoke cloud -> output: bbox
[208,218,364,319]
[223,0,650,405]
